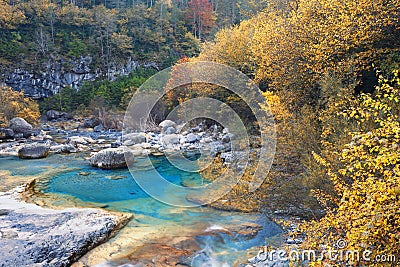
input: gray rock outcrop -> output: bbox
[0,188,127,267]
[4,56,159,99]
[9,117,32,138]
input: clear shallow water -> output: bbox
[0,154,282,266]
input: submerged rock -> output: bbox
[18,143,50,159]
[89,147,134,169]
[9,117,32,138]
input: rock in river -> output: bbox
[186,133,200,143]
[18,143,50,159]
[159,120,176,133]
[94,124,105,132]
[123,132,146,146]
[164,126,176,135]
[9,117,32,138]
[89,147,134,169]
[50,144,77,154]
[161,134,180,146]
[0,187,129,267]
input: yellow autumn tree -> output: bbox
[164,0,400,216]
[199,19,257,75]
[192,0,400,215]
[0,0,25,29]
[0,86,40,127]
[199,0,400,106]
[183,0,400,113]
[301,69,400,266]
[255,0,399,103]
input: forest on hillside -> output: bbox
[0,0,269,72]
[0,0,273,113]
[0,0,399,265]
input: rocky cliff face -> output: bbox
[3,56,157,99]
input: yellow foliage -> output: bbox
[192,0,400,261]
[197,90,316,213]
[199,20,256,74]
[199,0,400,106]
[301,70,400,266]
[199,156,267,212]
[58,3,92,26]
[188,0,399,222]
[0,0,25,28]
[0,86,40,127]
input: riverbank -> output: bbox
[0,185,131,266]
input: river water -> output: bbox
[0,154,282,266]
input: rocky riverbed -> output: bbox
[0,115,235,169]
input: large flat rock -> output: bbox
[0,187,127,267]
